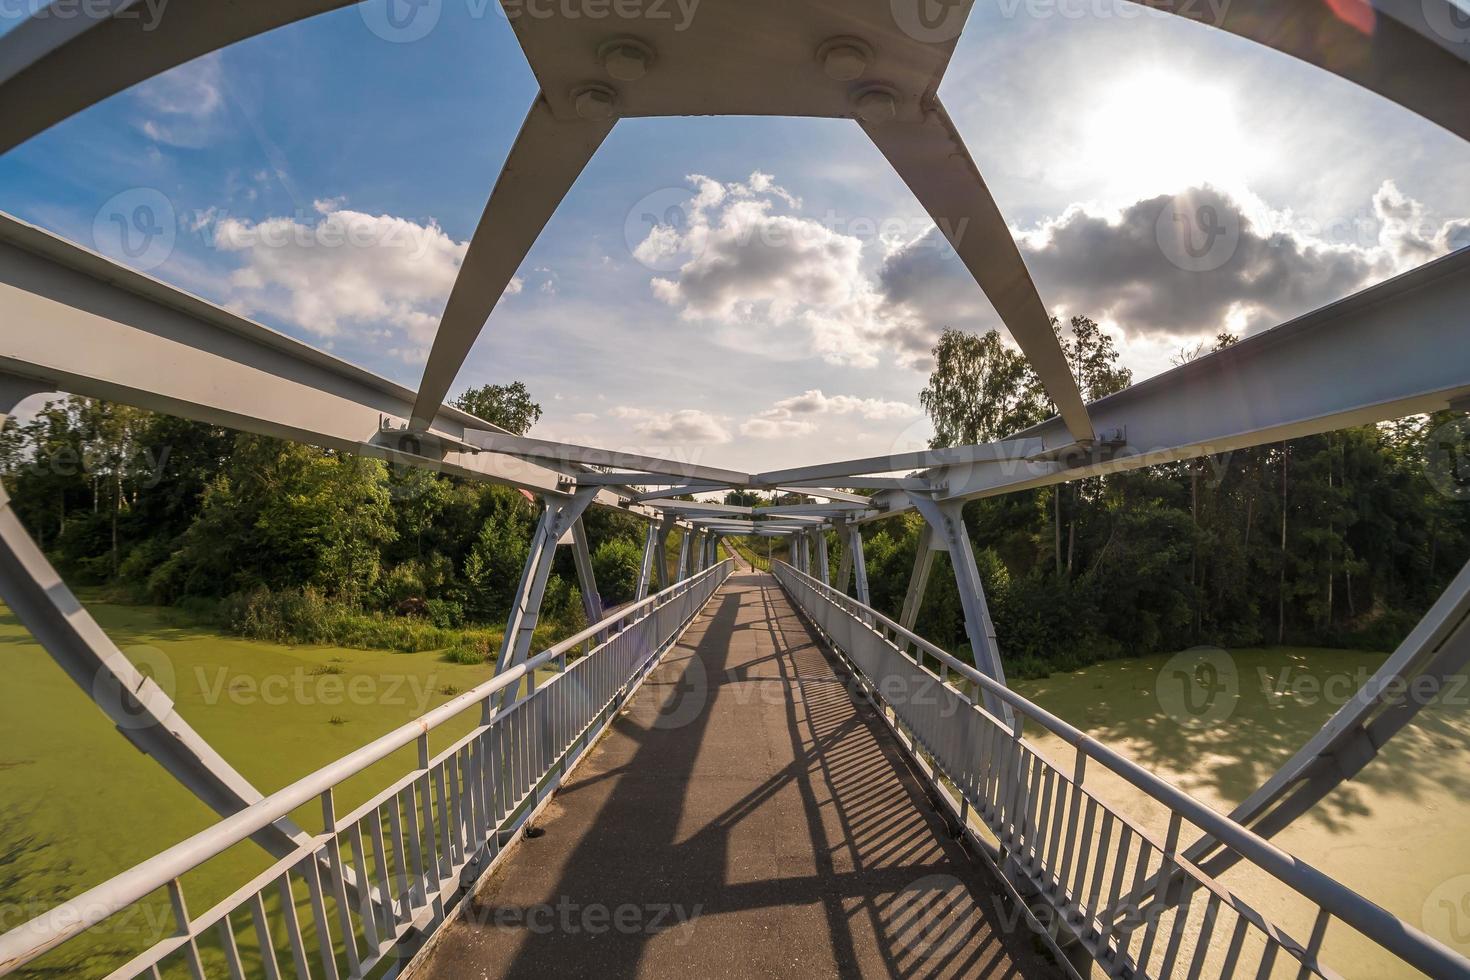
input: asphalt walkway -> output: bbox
[411,572,1058,979]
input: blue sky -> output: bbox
[3,0,1469,470]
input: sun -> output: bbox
[1080,66,1263,205]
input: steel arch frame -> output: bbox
[0,0,1469,975]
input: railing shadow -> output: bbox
[436,570,1049,978]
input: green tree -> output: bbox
[453,382,543,435]
[592,538,643,605]
[155,435,396,603]
[918,329,1046,447]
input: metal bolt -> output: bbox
[823,44,868,81]
[854,88,897,124]
[604,44,649,81]
[574,85,616,121]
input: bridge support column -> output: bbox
[634,522,658,601]
[0,380,305,857]
[908,494,1010,722]
[655,513,677,591]
[834,525,853,595]
[676,530,691,582]
[493,488,597,701]
[569,516,603,626]
[848,527,870,606]
[898,522,936,632]
[814,531,830,585]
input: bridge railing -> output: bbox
[0,559,734,980]
[773,560,1469,980]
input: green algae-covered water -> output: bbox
[0,598,520,978]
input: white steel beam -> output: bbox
[0,214,586,499]
[907,493,1011,723]
[634,523,658,601]
[410,98,614,428]
[898,522,936,632]
[463,429,749,485]
[569,517,604,626]
[0,0,357,154]
[930,247,1470,504]
[492,489,598,705]
[751,439,1046,489]
[863,98,1094,445]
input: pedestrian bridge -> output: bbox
[2,0,1470,975]
[3,551,1467,979]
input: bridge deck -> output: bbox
[411,571,1058,978]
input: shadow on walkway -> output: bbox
[412,572,1059,978]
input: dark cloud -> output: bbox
[879,182,1465,343]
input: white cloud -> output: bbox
[135,54,226,147]
[739,417,816,439]
[608,406,731,445]
[739,389,917,439]
[207,204,521,362]
[769,389,916,421]
[635,173,922,368]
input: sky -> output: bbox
[2,0,1468,473]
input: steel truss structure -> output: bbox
[0,0,1468,976]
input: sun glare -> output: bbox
[1080,67,1262,205]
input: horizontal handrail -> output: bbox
[773,560,1470,980]
[0,559,733,975]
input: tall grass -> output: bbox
[217,586,501,653]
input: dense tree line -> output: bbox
[811,319,1470,677]
[0,385,655,650]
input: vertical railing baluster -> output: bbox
[349,822,384,954]
[300,853,340,980]
[277,872,312,980]
[249,890,282,980]
[216,912,246,980]
[165,878,205,980]
[318,790,359,977]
